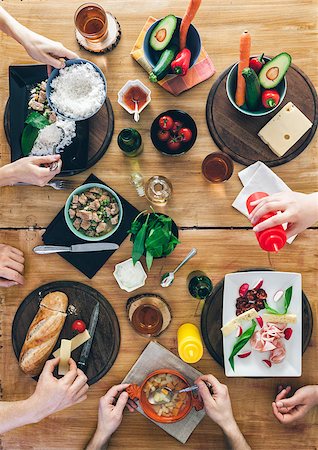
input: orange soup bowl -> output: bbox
[126,368,203,423]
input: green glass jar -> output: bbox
[117,128,143,157]
[188,271,213,300]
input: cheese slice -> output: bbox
[58,339,72,375]
[53,330,91,358]
[221,308,259,336]
[258,102,312,156]
[263,313,297,324]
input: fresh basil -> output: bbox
[265,286,293,315]
[21,124,39,156]
[229,320,256,371]
[129,211,180,270]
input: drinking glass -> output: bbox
[75,3,108,42]
[202,152,234,183]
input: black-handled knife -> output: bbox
[77,302,99,373]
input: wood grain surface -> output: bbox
[0,0,317,449]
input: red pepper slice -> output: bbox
[249,53,265,74]
[262,89,280,108]
[171,48,191,76]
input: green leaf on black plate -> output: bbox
[25,111,50,129]
[21,124,39,156]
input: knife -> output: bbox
[33,243,119,254]
[77,302,99,373]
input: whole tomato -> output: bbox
[178,127,192,142]
[71,319,86,333]
[157,129,170,141]
[167,138,181,152]
[171,120,183,134]
[159,115,174,130]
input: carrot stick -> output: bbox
[179,0,202,50]
[235,30,251,107]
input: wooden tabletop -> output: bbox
[0,1,317,449]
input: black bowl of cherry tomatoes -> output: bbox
[150,110,197,156]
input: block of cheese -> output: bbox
[263,313,297,324]
[258,102,312,156]
[221,308,258,336]
[53,329,90,358]
[58,339,72,375]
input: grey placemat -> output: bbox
[122,341,205,444]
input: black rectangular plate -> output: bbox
[8,64,89,173]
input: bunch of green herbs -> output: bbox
[128,209,180,270]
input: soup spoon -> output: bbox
[148,385,199,405]
[132,99,140,122]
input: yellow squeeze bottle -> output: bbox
[177,323,203,364]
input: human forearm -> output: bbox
[0,164,15,187]
[222,420,251,450]
[0,399,40,434]
[86,429,111,450]
[0,6,29,46]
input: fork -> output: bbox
[15,179,76,190]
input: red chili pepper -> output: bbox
[249,53,265,74]
[262,89,280,108]
[171,48,191,76]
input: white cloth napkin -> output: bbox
[232,161,296,243]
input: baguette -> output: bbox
[19,291,68,376]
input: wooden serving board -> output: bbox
[201,268,313,368]
[206,63,318,167]
[11,281,120,385]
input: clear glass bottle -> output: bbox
[130,172,145,197]
[117,128,143,157]
[144,175,172,206]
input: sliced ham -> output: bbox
[251,322,287,363]
[269,339,286,364]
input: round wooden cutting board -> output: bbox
[201,268,313,368]
[12,281,120,385]
[206,64,318,167]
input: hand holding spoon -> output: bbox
[161,248,197,288]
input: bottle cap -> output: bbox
[259,229,286,252]
[178,341,203,363]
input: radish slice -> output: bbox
[251,278,263,290]
[256,316,263,328]
[239,283,249,297]
[238,351,251,358]
[236,325,243,337]
[273,290,284,303]
[263,359,272,368]
[284,328,293,340]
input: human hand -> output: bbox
[195,374,236,431]
[20,28,79,69]
[29,358,88,421]
[3,155,62,186]
[249,191,318,239]
[272,385,318,424]
[88,384,136,449]
[0,244,24,287]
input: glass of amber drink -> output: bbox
[75,3,108,42]
[202,152,234,183]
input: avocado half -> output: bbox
[259,52,292,89]
[149,15,177,51]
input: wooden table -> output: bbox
[0,1,317,449]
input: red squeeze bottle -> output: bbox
[246,192,287,253]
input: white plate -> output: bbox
[223,271,302,377]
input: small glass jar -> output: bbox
[145,175,172,206]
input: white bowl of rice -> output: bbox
[47,59,107,121]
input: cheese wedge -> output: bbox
[258,102,312,157]
[53,330,91,358]
[221,309,259,336]
[263,313,297,324]
[58,339,72,375]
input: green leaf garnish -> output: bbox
[229,320,257,371]
[25,111,50,129]
[264,286,293,315]
[21,124,39,156]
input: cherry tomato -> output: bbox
[71,319,86,333]
[159,115,174,130]
[167,138,181,151]
[157,129,170,141]
[178,127,192,142]
[171,120,183,134]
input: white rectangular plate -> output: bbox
[223,271,302,377]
